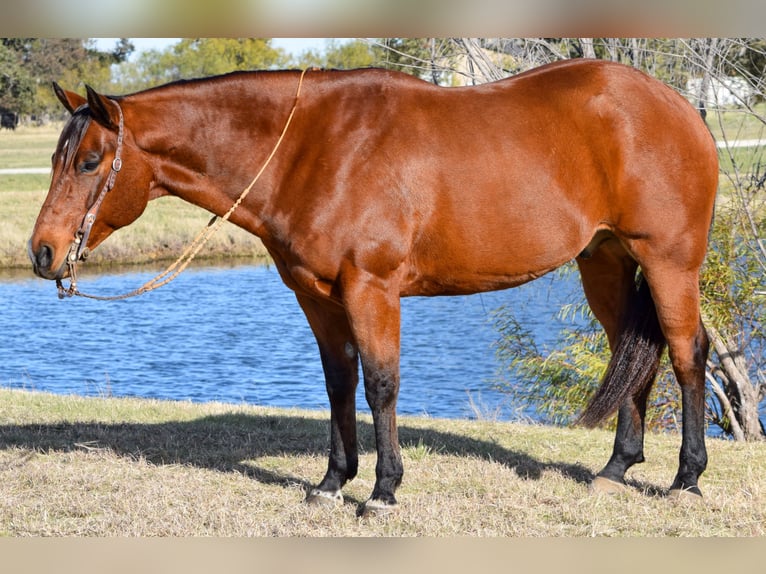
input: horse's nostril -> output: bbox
[34,243,54,272]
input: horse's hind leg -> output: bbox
[296,294,360,506]
[577,239,656,492]
[641,266,709,498]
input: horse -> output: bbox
[29,59,718,516]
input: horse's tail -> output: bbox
[578,273,667,428]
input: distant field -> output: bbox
[0,123,62,169]
[707,102,766,142]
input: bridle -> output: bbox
[55,68,307,301]
[57,102,125,299]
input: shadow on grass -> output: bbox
[0,412,595,502]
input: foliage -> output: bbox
[701,176,766,438]
[295,39,377,70]
[0,38,131,118]
[492,274,681,431]
[113,38,289,94]
[0,43,35,114]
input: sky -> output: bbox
[91,38,348,59]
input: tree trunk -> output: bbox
[707,325,765,440]
[696,37,719,120]
[579,38,596,59]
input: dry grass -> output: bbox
[0,124,61,169]
[0,389,762,537]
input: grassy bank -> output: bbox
[0,389,762,536]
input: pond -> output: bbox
[0,263,583,421]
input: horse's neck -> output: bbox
[133,73,301,230]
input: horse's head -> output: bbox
[29,84,154,281]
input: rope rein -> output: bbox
[58,69,307,301]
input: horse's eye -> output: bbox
[79,159,101,174]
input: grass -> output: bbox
[707,102,766,143]
[0,389,762,536]
[0,124,61,169]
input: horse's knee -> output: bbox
[363,368,400,411]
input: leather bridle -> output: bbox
[56,102,125,299]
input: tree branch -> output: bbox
[706,362,745,440]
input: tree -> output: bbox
[702,205,765,439]
[0,38,131,119]
[112,38,289,93]
[371,38,462,85]
[0,42,35,114]
[295,39,377,70]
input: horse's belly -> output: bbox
[402,237,580,296]
[401,206,593,297]
[400,266,559,297]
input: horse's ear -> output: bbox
[85,85,120,130]
[52,82,86,115]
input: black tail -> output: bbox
[578,273,667,428]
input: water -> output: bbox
[0,263,580,420]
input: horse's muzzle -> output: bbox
[28,240,67,280]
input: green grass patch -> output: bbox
[0,174,50,193]
[707,103,766,142]
[0,389,762,536]
[717,144,766,175]
[0,124,60,169]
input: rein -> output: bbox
[56,68,307,301]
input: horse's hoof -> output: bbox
[590,476,630,495]
[359,498,398,518]
[668,487,703,502]
[305,488,343,507]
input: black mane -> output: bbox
[54,107,91,172]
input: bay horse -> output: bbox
[29,59,718,515]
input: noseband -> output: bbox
[57,102,125,299]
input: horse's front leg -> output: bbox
[341,273,404,516]
[296,294,360,506]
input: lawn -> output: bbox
[0,389,762,536]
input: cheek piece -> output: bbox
[57,103,124,299]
